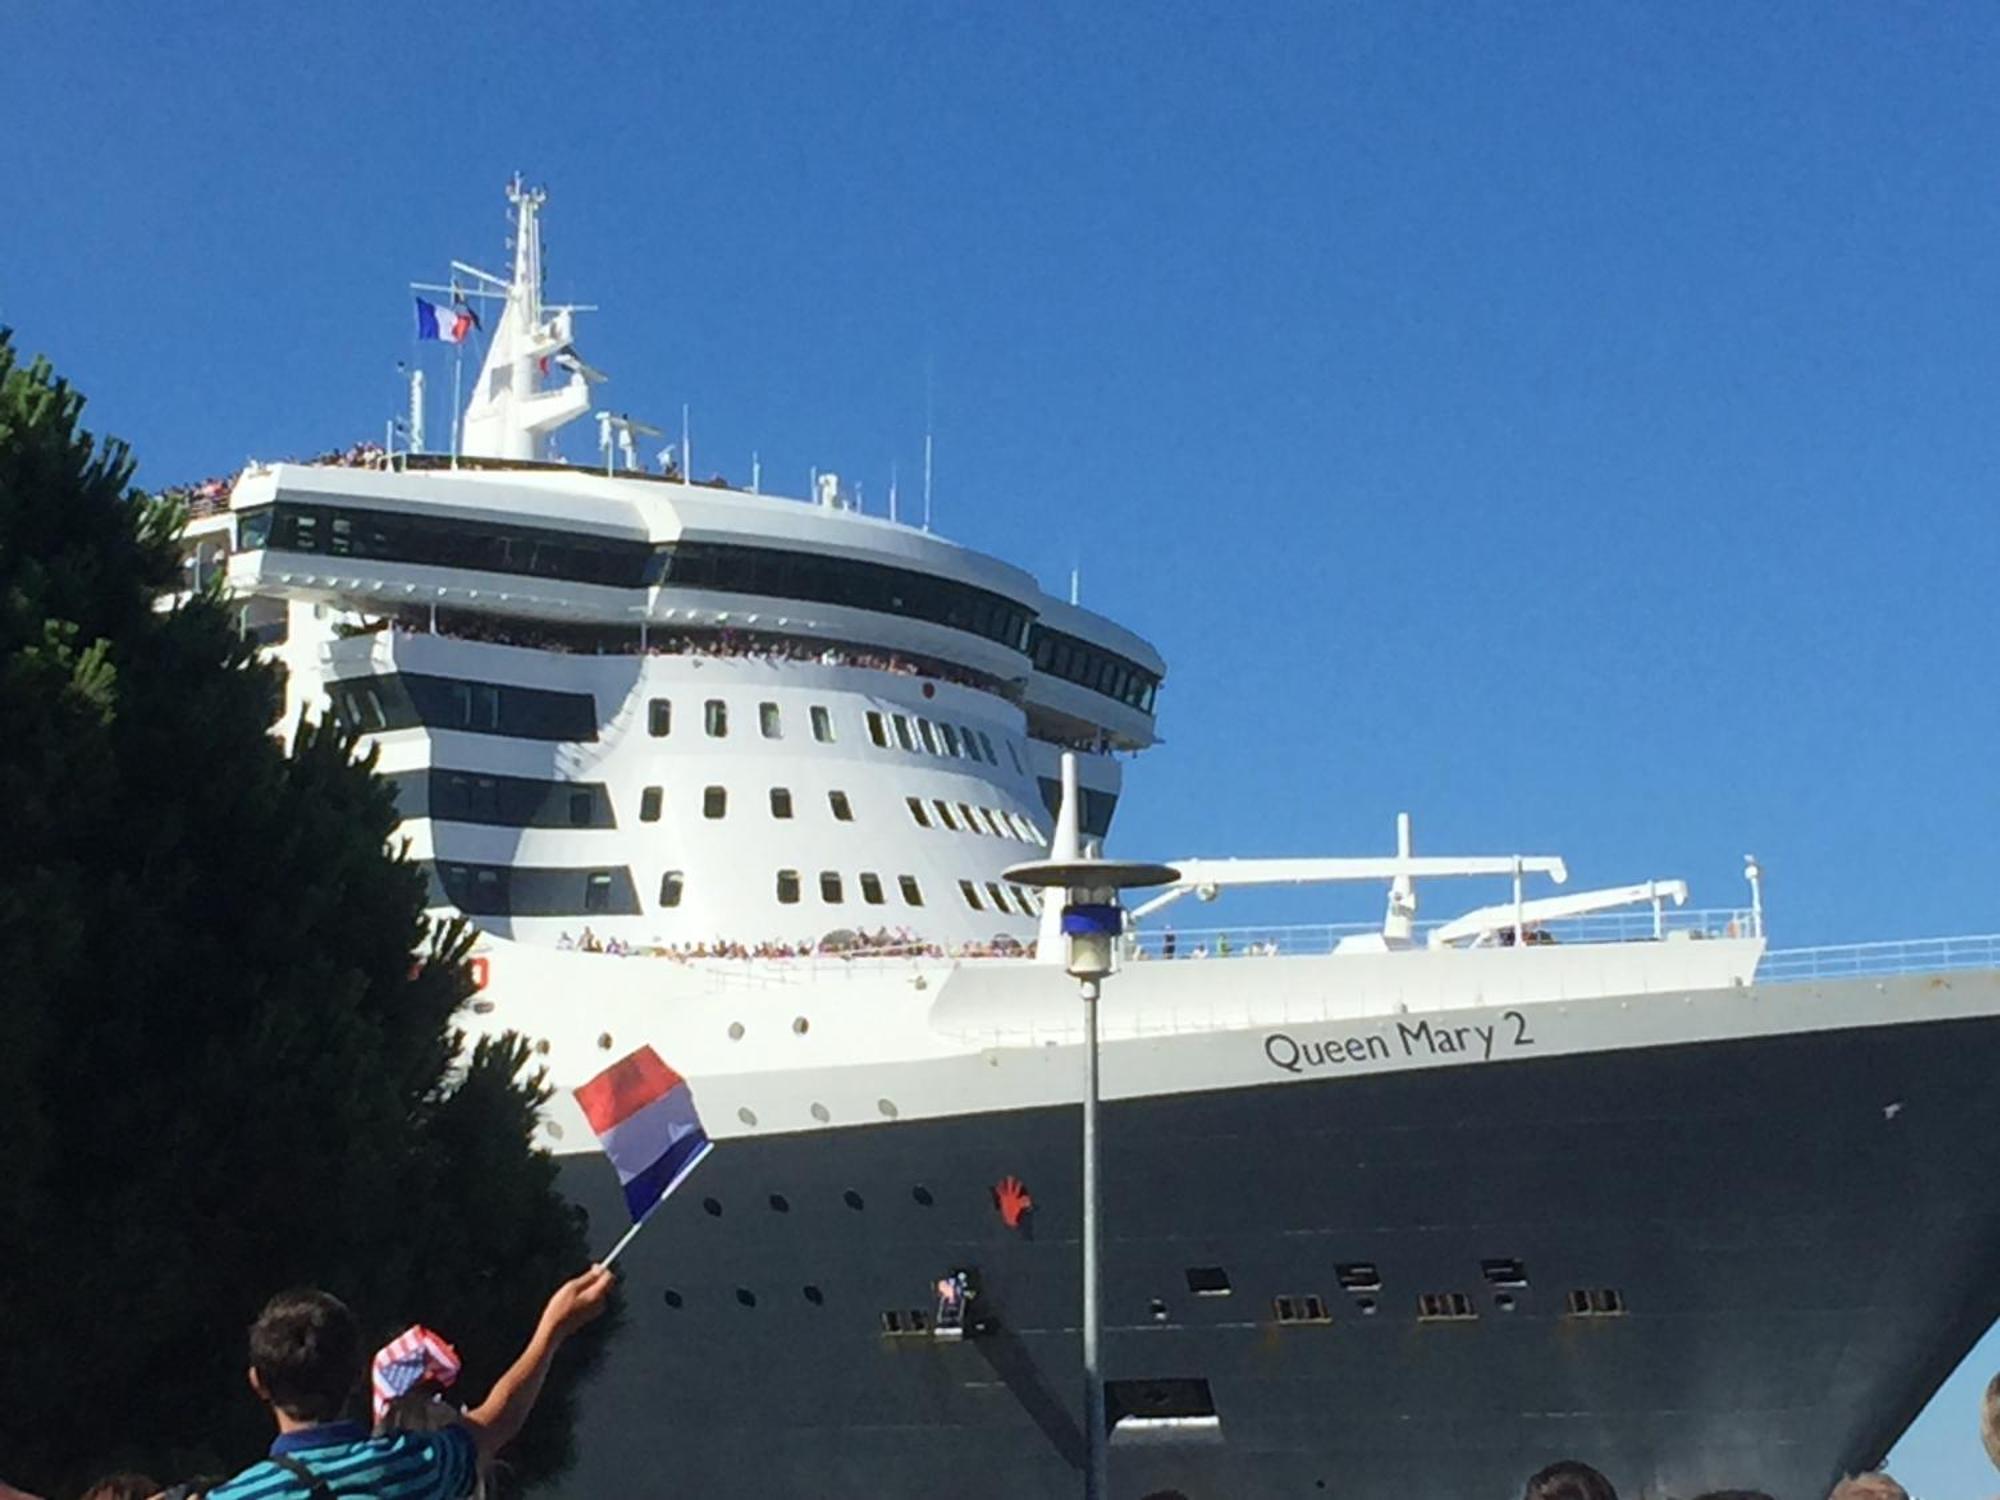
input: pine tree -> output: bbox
[0,332,610,1495]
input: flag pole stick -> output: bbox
[600,1213,653,1269]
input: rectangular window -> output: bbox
[1011,884,1037,913]
[933,800,960,831]
[985,881,1010,913]
[917,719,940,755]
[648,698,672,737]
[957,802,980,833]
[769,787,794,819]
[906,796,931,828]
[658,871,684,908]
[959,879,983,911]
[892,714,916,751]
[899,875,925,907]
[940,723,961,757]
[759,701,783,739]
[977,731,997,763]
[639,786,663,823]
[776,869,801,904]
[820,871,844,904]
[976,807,1004,838]
[1007,811,1036,841]
[568,791,594,827]
[828,790,853,822]
[705,699,728,737]
[960,724,985,762]
[859,872,885,905]
[703,786,727,819]
[810,705,835,743]
[585,871,613,913]
[1007,741,1024,774]
[866,711,888,748]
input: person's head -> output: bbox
[76,1476,157,1500]
[1688,1492,1776,1500]
[1828,1475,1909,1500]
[247,1289,361,1422]
[1524,1460,1617,1500]
[1984,1371,2000,1472]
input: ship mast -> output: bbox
[455,176,595,461]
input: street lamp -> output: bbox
[1004,852,1180,1500]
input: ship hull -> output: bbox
[546,977,2000,1500]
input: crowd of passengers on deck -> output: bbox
[371,609,1001,691]
[556,927,1032,961]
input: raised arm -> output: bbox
[464,1265,615,1459]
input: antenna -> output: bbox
[922,355,935,532]
[888,461,899,524]
[1069,565,1080,606]
[681,403,691,483]
[751,450,761,494]
[409,368,426,454]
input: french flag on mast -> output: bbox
[574,1046,713,1226]
[414,296,477,344]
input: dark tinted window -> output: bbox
[1029,624,1161,713]
[653,539,1033,650]
[329,672,596,742]
[639,786,663,822]
[648,698,671,737]
[237,502,653,587]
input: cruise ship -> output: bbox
[183,181,2000,1499]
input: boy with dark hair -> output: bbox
[1523,1460,1618,1500]
[206,1265,613,1500]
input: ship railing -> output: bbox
[1754,933,2000,983]
[1125,907,1754,959]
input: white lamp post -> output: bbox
[1004,853,1180,1500]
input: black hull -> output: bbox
[548,1007,2000,1498]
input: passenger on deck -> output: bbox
[1522,1460,1616,1500]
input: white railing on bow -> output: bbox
[1755,934,2000,983]
[1124,908,1754,960]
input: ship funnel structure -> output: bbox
[1035,753,1085,961]
[458,178,593,461]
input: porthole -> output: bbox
[544,1121,564,1141]
[702,1197,723,1217]
[728,1021,746,1040]
[912,1185,934,1207]
[793,1016,810,1036]
[662,1289,683,1309]
[803,1285,825,1305]
[471,999,494,1014]
[596,1032,613,1050]
[810,1102,831,1123]
[877,1098,899,1118]
[737,1106,758,1126]
[769,1194,790,1213]
[534,1039,550,1055]
[844,1189,865,1210]
[735,1287,757,1307]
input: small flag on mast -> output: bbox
[574,1046,713,1225]
[414,296,477,344]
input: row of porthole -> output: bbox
[725,1018,817,1040]
[692,1183,939,1218]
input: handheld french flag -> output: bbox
[574,1046,713,1230]
[414,296,477,344]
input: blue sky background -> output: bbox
[4,1,1997,1491]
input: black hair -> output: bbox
[248,1288,361,1421]
[1524,1460,1619,1500]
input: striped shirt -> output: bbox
[206,1420,478,1500]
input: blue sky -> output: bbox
[4,1,1998,1490]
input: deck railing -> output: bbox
[1754,934,2000,983]
[1123,908,1754,960]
